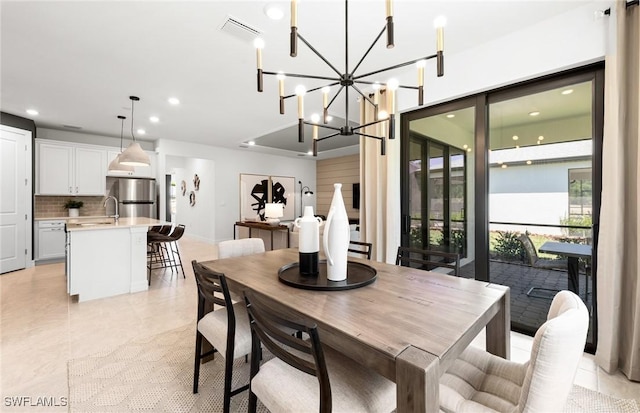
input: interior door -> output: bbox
[1,125,28,273]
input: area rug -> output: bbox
[68,325,640,413]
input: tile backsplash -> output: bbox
[35,196,108,218]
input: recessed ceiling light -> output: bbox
[326,115,333,122]
[137,129,146,135]
[466,148,471,152]
[501,164,507,169]
[463,144,468,149]
[26,109,39,116]
[248,141,255,146]
[538,135,544,141]
[307,150,313,156]
[529,111,540,117]
[264,4,284,20]
[149,116,159,123]
[537,141,541,145]
[526,160,532,165]
[446,114,455,118]
[512,135,519,141]
[168,97,180,105]
[515,145,520,149]
[561,89,574,95]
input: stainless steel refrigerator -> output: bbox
[112,178,157,218]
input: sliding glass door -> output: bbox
[400,65,603,352]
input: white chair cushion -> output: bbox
[218,238,265,259]
[439,290,589,413]
[251,344,396,413]
[197,301,252,359]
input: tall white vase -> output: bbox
[323,183,350,281]
[294,206,323,275]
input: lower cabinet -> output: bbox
[36,220,66,261]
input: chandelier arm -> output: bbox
[353,131,382,140]
[281,82,341,100]
[263,71,339,82]
[303,122,342,133]
[353,53,438,80]
[350,83,376,107]
[326,85,345,110]
[350,25,387,76]
[352,117,388,131]
[354,131,386,155]
[316,132,341,142]
[297,33,343,77]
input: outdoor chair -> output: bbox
[396,246,460,276]
[243,289,396,413]
[518,234,568,298]
[439,290,589,413]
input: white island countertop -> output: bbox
[66,217,168,231]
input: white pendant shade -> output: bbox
[119,142,150,166]
[108,153,135,174]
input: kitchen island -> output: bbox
[66,217,167,302]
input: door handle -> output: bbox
[402,215,411,234]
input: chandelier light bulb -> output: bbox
[295,85,306,96]
[378,110,389,119]
[434,16,447,28]
[276,72,286,80]
[321,86,331,94]
[311,113,320,123]
[253,38,265,49]
[372,82,381,90]
[416,60,427,68]
[387,78,399,91]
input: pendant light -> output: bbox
[107,115,135,174]
[119,96,151,166]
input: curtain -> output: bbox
[359,90,401,263]
[595,0,640,381]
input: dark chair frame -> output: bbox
[192,260,249,413]
[147,224,186,284]
[395,246,461,276]
[244,290,332,413]
[348,241,373,260]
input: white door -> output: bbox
[1,126,29,273]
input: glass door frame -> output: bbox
[400,63,604,352]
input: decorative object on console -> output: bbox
[271,176,294,221]
[107,115,135,174]
[264,203,284,226]
[253,0,446,156]
[64,199,84,217]
[295,206,323,275]
[323,183,350,281]
[298,180,314,217]
[119,96,151,167]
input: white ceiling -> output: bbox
[1,0,598,159]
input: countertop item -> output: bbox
[35,215,112,221]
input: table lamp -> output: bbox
[265,203,284,226]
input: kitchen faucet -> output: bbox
[104,196,119,222]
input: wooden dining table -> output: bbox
[202,248,510,413]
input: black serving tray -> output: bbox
[278,260,377,291]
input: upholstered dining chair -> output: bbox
[348,240,373,260]
[243,289,397,413]
[191,260,252,413]
[439,290,589,413]
[218,238,265,259]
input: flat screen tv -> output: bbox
[353,183,360,209]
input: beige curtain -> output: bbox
[359,90,401,263]
[595,0,640,381]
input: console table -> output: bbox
[233,221,290,250]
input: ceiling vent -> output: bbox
[219,15,262,43]
[62,124,82,130]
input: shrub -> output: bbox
[493,231,524,262]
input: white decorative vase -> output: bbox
[323,183,350,281]
[295,206,323,275]
[68,208,79,217]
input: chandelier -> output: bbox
[254,0,445,156]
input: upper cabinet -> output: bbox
[106,150,156,178]
[37,141,106,195]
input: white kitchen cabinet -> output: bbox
[107,150,156,178]
[37,141,106,195]
[36,220,66,261]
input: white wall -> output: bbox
[156,139,316,243]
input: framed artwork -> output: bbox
[270,175,295,221]
[240,174,269,221]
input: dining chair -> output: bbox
[348,240,373,260]
[218,238,265,259]
[191,260,252,413]
[243,289,396,413]
[395,246,461,276]
[439,290,589,413]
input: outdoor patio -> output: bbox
[459,260,594,339]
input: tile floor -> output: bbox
[1,236,638,412]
